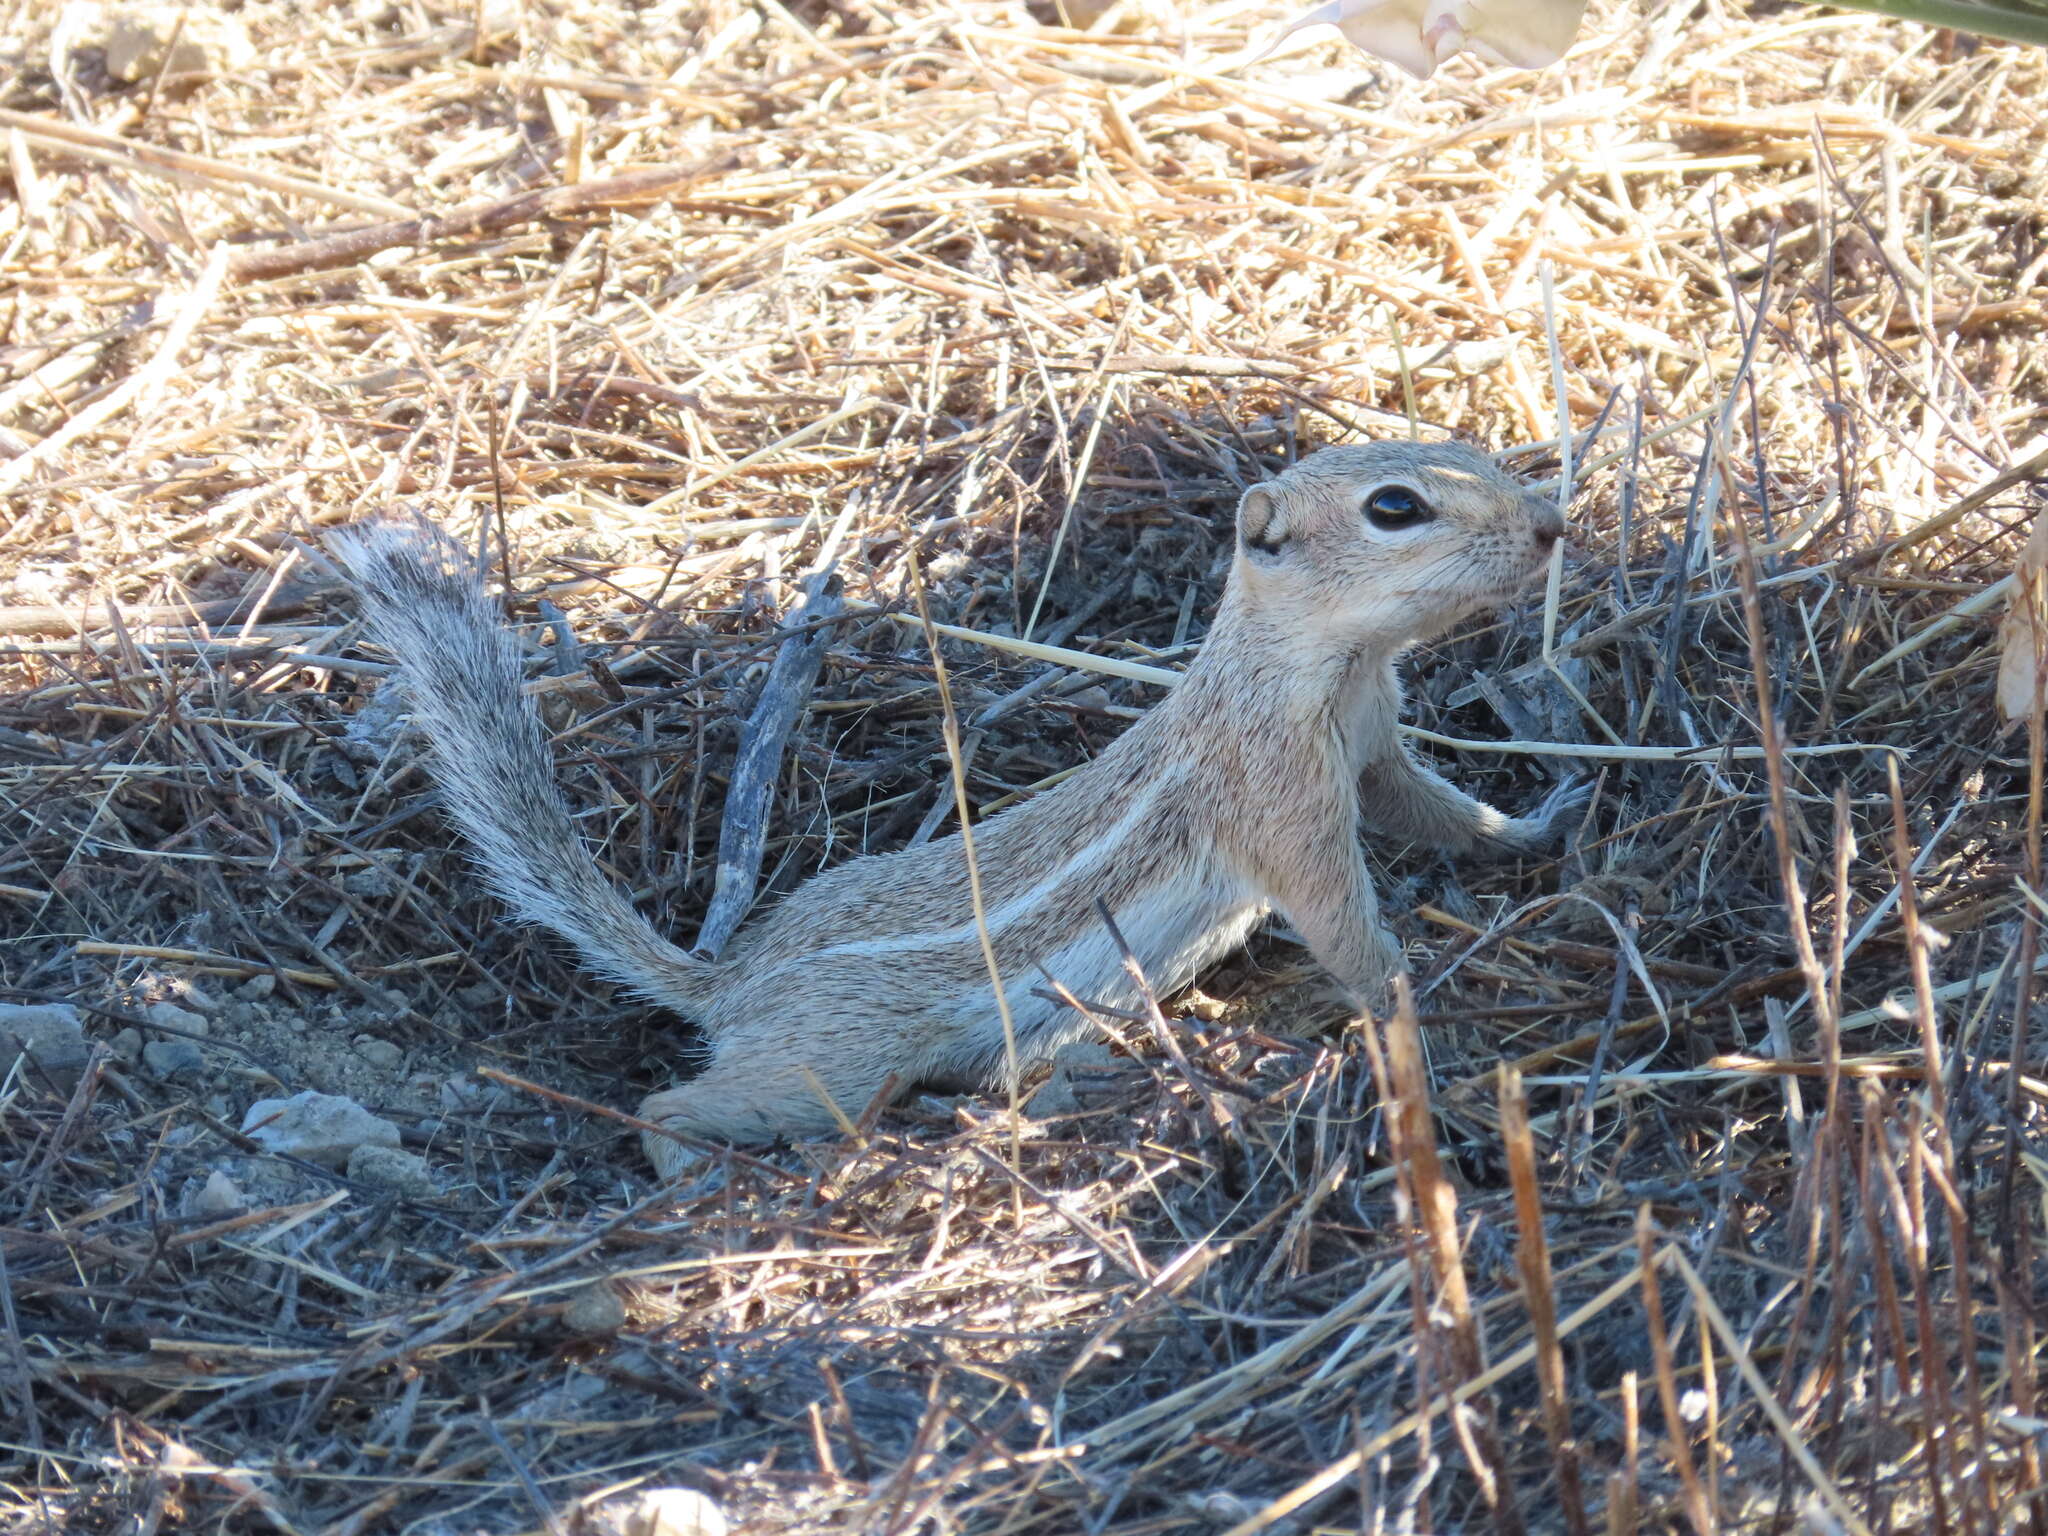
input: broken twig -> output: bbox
[694,571,845,958]
[227,161,734,281]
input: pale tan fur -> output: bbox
[333,441,1577,1177]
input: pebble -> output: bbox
[0,1002,90,1087]
[439,1075,506,1112]
[188,1169,246,1219]
[142,1038,207,1080]
[454,981,503,1011]
[144,1001,209,1038]
[353,1034,404,1070]
[1063,685,1113,713]
[341,863,396,898]
[242,1090,401,1168]
[102,5,256,81]
[345,1144,438,1197]
[563,1282,628,1336]
[619,1489,728,1536]
[1025,1040,1121,1119]
[1184,1490,1261,1524]
[170,981,222,1013]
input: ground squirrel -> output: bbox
[335,440,1582,1176]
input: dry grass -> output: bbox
[4,0,2048,1529]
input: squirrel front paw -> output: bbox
[1495,777,1591,854]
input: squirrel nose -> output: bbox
[1528,499,1567,546]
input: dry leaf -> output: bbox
[1997,504,2048,722]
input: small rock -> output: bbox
[345,1144,438,1197]
[1026,1040,1121,1119]
[201,1155,311,1209]
[103,5,256,82]
[143,1038,207,1080]
[0,1002,90,1087]
[439,1075,505,1113]
[342,686,408,754]
[620,1488,727,1536]
[563,1282,627,1336]
[144,1001,209,1038]
[521,1370,609,1419]
[242,1090,400,1168]
[353,1035,404,1070]
[556,1370,609,1405]
[1053,0,1120,26]
[109,1027,144,1065]
[342,862,397,898]
[170,981,222,1013]
[188,1169,245,1219]
[1184,1489,1260,1524]
[1063,685,1112,712]
[228,1065,284,1097]
[454,981,503,1011]
[237,973,277,1001]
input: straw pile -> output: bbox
[3,0,2045,1529]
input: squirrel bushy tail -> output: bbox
[333,522,711,1015]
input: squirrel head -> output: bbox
[1230,440,1564,650]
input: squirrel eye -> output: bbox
[1364,485,1432,530]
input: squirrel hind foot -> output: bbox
[641,1122,717,1184]
[637,1057,907,1155]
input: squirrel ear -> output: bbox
[1238,484,1287,556]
